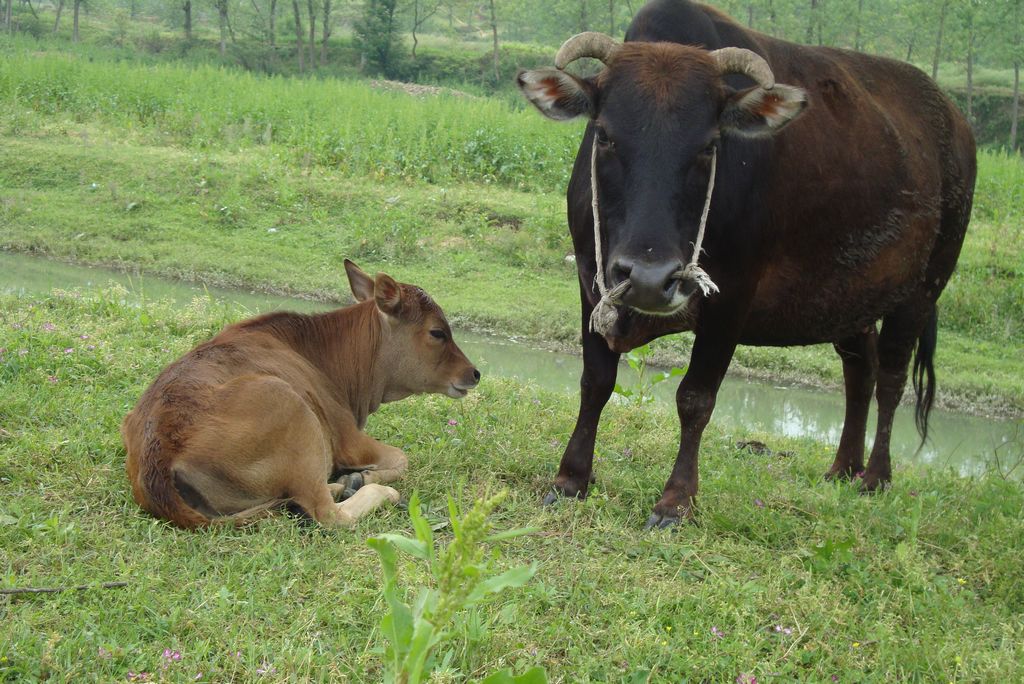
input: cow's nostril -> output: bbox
[609,258,633,287]
[472,369,481,382]
[662,276,680,297]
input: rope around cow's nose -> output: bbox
[588,136,720,338]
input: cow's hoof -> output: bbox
[824,467,858,482]
[643,513,681,530]
[542,483,587,506]
[857,473,890,494]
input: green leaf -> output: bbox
[375,533,430,561]
[408,492,435,564]
[466,563,537,605]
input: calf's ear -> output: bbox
[345,259,375,303]
[373,273,403,318]
[517,68,594,121]
[720,84,807,138]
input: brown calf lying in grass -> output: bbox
[123,261,480,529]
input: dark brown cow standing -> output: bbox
[517,0,975,528]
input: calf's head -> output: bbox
[344,260,480,401]
[517,33,807,315]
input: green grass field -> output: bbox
[1,288,1022,682]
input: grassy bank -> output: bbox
[2,124,1023,416]
[1,287,1022,681]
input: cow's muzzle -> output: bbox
[609,258,690,315]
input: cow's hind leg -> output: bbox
[825,326,878,481]
[861,304,934,492]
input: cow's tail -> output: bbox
[911,308,938,449]
[134,426,211,530]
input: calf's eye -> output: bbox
[429,329,447,341]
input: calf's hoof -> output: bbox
[333,472,364,500]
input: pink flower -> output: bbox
[753,498,765,508]
[773,624,793,635]
[162,648,182,661]
[736,675,757,684]
[42,322,56,331]
[256,661,276,676]
[711,626,725,639]
[97,647,112,659]
[80,334,90,340]
[47,375,58,384]
[87,344,96,351]
[64,348,74,355]
[447,419,458,426]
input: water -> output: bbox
[2,251,1020,479]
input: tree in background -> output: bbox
[291,0,304,71]
[411,0,441,59]
[320,0,332,65]
[354,0,403,77]
[72,0,81,42]
[183,0,192,41]
[215,0,230,56]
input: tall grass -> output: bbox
[0,51,583,192]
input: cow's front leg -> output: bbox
[545,321,621,504]
[646,331,737,529]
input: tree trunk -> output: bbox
[965,14,975,128]
[905,34,915,63]
[53,0,64,33]
[320,0,331,65]
[218,1,228,56]
[608,0,613,35]
[129,0,137,20]
[767,0,776,35]
[931,0,948,81]
[412,0,420,58]
[806,0,817,44]
[307,0,316,68]
[1011,61,1021,151]
[72,0,80,42]
[269,0,276,47]
[489,0,499,83]
[854,0,864,51]
[4,0,12,33]
[183,1,192,41]
[292,0,304,72]
[747,4,754,28]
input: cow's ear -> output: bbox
[345,259,374,303]
[373,273,403,318]
[720,84,807,138]
[517,68,594,121]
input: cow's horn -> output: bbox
[555,32,620,70]
[710,47,775,89]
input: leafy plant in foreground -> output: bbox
[367,491,545,684]
[613,343,686,406]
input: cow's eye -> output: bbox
[595,126,612,147]
[429,329,447,341]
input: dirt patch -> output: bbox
[368,79,475,99]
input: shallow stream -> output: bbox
[2,251,1020,479]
